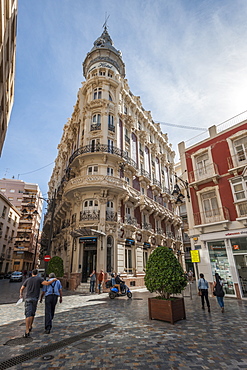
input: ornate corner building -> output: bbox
[0,0,17,156]
[42,27,183,290]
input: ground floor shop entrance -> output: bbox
[234,254,247,298]
[80,237,97,282]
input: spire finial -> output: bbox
[103,13,110,31]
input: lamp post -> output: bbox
[172,174,190,205]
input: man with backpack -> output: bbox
[40,273,62,334]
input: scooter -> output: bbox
[109,284,132,299]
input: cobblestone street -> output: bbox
[0,283,246,369]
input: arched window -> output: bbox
[108,115,114,126]
[107,236,114,273]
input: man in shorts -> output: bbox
[19,269,57,337]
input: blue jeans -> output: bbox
[90,280,95,293]
[216,296,224,308]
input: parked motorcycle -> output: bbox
[108,283,132,299]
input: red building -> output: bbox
[179,114,247,299]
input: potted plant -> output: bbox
[144,246,187,324]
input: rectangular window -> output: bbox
[196,152,209,176]
[9,189,15,193]
[2,206,7,218]
[234,136,247,162]
[125,248,132,273]
[107,167,113,176]
[88,166,98,175]
[201,191,220,220]
[143,250,148,269]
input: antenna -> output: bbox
[103,13,110,30]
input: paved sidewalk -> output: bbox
[0,288,246,369]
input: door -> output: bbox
[234,254,247,298]
[82,247,97,282]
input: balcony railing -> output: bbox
[108,125,115,132]
[90,123,101,131]
[227,152,247,170]
[124,216,138,226]
[139,149,144,156]
[152,178,161,188]
[80,210,100,221]
[189,163,219,183]
[125,135,130,144]
[106,211,117,222]
[236,202,247,217]
[194,206,230,225]
[140,168,151,180]
[156,228,164,235]
[69,144,138,169]
[142,222,153,231]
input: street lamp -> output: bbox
[172,174,190,204]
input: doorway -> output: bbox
[82,245,97,283]
[234,254,247,298]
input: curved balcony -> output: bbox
[106,211,117,222]
[69,144,138,169]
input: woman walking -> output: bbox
[214,273,225,312]
[198,273,210,312]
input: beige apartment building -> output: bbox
[0,191,20,274]
[0,178,43,272]
[42,27,183,290]
[0,0,17,155]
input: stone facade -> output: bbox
[42,27,182,289]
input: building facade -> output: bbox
[0,178,43,272]
[0,0,17,155]
[42,27,183,290]
[179,116,247,299]
[0,191,20,274]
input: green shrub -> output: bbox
[144,246,187,299]
[47,256,64,278]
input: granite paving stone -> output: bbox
[0,287,246,369]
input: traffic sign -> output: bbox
[44,255,51,262]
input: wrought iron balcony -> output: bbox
[189,163,219,183]
[139,148,144,156]
[227,152,247,170]
[152,178,161,188]
[142,222,153,231]
[193,206,230,225]
[124,216,138,226]
[106,211,117,222]
[156,228,164,235]
[125,135,130,144]
[167,231,175,239]
[108,125,115,132]
[80,210,100,221]
[140,168,151,180]
[69,144,137,169]
[90,123,101,131]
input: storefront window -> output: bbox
[208,241,235,295]
[230,237,247,252]
[231,237,247,298]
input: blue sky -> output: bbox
[1,0,247,197]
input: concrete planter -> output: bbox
[148,297,186,324]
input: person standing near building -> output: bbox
[213,273,225,313]
[19,269,57,337]
[39,272,62,334]
[98,269,104,294]
[198,273,210,312]
[89,270,96,293]
[188,269,194,282]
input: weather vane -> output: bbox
[103,13,110,30]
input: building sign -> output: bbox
[79,237,97,244]
[125,238,135,246]
[233,244,240,250]
[190,250,200,263]
[143,242,151,249]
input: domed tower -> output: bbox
[83,26,125,79]
[42,27,181,290]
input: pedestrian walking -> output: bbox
[213,273,225,313]
[188,269,194,282]
[198,273,210,312]
[40,273,62,334]
[98,269,104,294]
[89,270,96,293]
[19,269,57,337]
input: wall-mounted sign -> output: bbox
[79,237,97,244]
[190,250,200,263]
[125,239,135,246]
[143,242,151,248]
